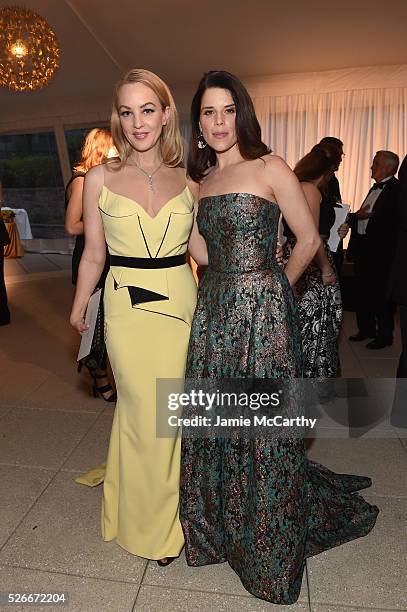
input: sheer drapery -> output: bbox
[253,87,407,210]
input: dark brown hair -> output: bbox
[318,136,343,150]
[294,144,342,190]
[314,138,343,172]
[187,71,270,182]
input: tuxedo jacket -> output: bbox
[347,176,400,268]
[389,157,407,305]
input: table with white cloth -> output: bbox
[2,207,33,239]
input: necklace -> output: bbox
[130,160,163,192]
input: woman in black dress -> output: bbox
[284,144,343,380]
[65,128,115,400]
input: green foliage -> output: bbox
[0,155,63,188]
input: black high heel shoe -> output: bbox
[91,373,117,403]
[157,557,176,567]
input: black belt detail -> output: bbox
[109,254,186,269]
[110,254,185,305]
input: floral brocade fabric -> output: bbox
[180,194,378,605]
[284,239,343,379]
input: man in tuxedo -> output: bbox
[389,154,407,426]
[347,150,400,349]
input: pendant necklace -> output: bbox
[132,160,163,193]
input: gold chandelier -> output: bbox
[0,6,60,92]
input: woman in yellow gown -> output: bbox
[70,69,207,563]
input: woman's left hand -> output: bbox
[321,265,337,286]
[338,223,349,239]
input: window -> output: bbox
[0,131,64,237]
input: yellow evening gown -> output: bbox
[98,184,197,559]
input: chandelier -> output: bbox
[0,6,60,92]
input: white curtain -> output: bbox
[253,87,407,210]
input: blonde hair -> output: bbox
[110,68,184,169]
[74,128,113,173]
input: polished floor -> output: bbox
[1,255,406,612]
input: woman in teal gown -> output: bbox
[180,71,378,605]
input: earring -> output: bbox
[197,131,207,149]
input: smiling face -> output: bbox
[117,82,169,154]
[199,87,238,153]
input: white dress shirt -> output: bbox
[357,176,393,235]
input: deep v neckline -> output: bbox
[102,185,189,220]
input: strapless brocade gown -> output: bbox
[99,185,197,560]
[180,193,378,605]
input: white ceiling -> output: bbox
[1,0,407,114]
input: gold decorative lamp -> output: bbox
[0,5,60,92]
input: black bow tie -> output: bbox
[371,182,386,190]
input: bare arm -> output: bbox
[186,177,208,266]
[301,182,336,285]
[65,176,85,236]
[70,166,106,332]
[267,156,321,286]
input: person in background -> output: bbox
[284,144,343,379]
[389,153,407,427]
[313,137,345,278]
[65,128,116,401]
[0,179,11,326]
[346,150,400,349]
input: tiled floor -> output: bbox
[1,255,406,611]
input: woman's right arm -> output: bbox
[301,182,337,285]
[70,166,106,333]
[65,176,85,236]
[266,156,321,286]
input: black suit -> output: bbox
[321,175,344,275]
[347,176,400,342]
[389,156,407,426]
[0,217,11,325]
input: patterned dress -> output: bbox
[180,193,378,605]
[284,239,342,379]
[283,188,343,381]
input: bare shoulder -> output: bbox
[83,165,105,209]
[301,181,320,199]
[262,153,293,176]
[71,174,85,184]
[84,164,104,188]
[69,174,84,192]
